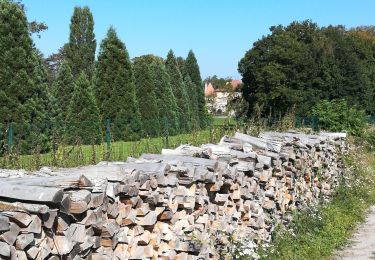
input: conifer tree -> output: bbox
[0,1,49,153]
[176,56,186,77]
[95,27,142,140]
[165,50,191,132]
[150,56,179,135]
[65,6,96,79]
[184,75,199,128]
[184,50,207,127]
[52,61,75,122]
[133,56,161,137]
[134,55,179,136]
[66,73,102,144]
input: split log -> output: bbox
[0,184,63,204]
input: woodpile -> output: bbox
[0,131,346,259]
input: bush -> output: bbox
[312,99,367,136]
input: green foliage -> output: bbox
[133,56,161,137]
[312,99,367,136]
[52,61,75,122]
[184,50,207,128]
[65,73,102,145]
[0,0,50,153]
[204,75,233,89]
[65,6,96,79]
[133,55,179,136]
[184,75,200,128]
[239,20,375,117]
[165,50,192,132]
[95,27,142,141]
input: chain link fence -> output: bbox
[1,114,356,171]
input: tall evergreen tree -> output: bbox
[133,56,161,137]
[184,50,207,127]
[176,56,186,77]
[151,56,179,135]
[52,61,75,123]
[165,50,191,132]
[134,55,179,136]
[184,75,199,127]
[0,1,49,153]
[65,6,96,79]
[95,27,142,141]
[66,73,102,144]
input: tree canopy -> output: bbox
[0,0,50,153]
[65,6,96,79]
[165,50,191,132]
[184,50,207,127]
[239,20,375,117]
[95,27,142,141]
[66,73,102,144]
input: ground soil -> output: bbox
[334,205,375,260]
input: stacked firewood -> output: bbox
[0,131,346,259]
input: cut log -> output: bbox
[1,175,92,189]
[21,214,41,234]
[140,154,218,171]
[234,132,282,153]
[42,209,58,229]
[0,216,9,232]
[0,241,10,257]
[0,184,63,204]
[137,211,157,226]
[15,233,34,250]
[0,222,20,245]
[69,190,91,214]
[3,212,31,227]
[53,236,74,255]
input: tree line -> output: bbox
[0,1,208,154]
[239,20,375,118]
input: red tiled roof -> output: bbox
[231,80,242,89]
[205,82,215,97]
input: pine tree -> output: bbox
[133,56,161,137]
[184,50,207,127]
[65,6,96,79]
[165,50,191,132]
[95,27,142,141]
[0,1,49,153]
[65,73,102,145]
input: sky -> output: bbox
[23,0,375,79]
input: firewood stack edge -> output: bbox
[0,131,347,259]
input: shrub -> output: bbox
[312,99,367,136]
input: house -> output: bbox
[205,80,242,116]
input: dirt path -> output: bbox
[334,205,375,260]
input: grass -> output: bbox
[0,117,236,170]
[259,139,375,260]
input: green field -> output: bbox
[1,117,236,170]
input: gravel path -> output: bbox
[334,205,375,260]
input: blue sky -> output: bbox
[23,0,375,79]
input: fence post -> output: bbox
[105,119,111,161]
[7,122,13,154]
[209,121,213,143]
[164,117,169,149]
[312,116,319,132]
